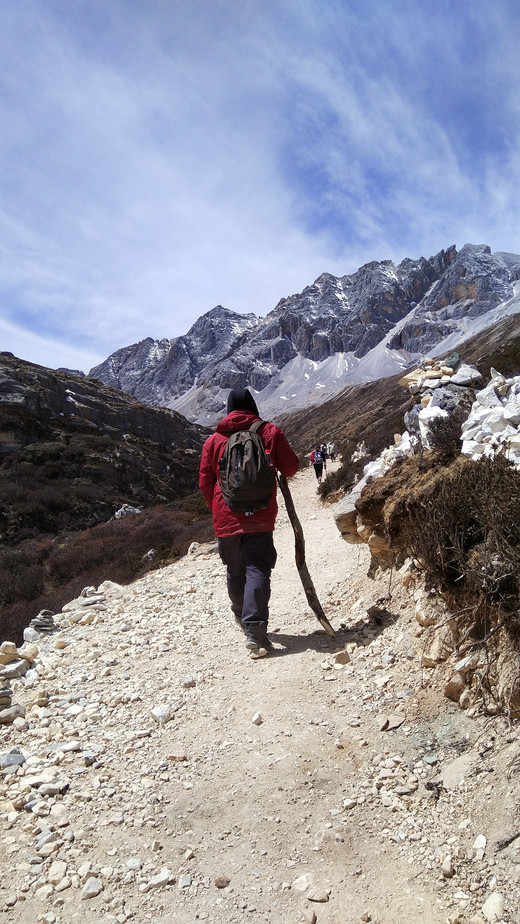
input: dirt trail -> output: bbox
[1,462,519,924]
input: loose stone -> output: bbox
[81,877,104,900]
[0,642,17,664]
[302,911,317,924]
[141,867,172,891]
[292,874,312,892]
[0,659,29,680]
[481,892,505,923]
[0,705,26,725]
[442,855,455,878]
[0,747,25,769]
[307,889,330,902]
[334,649,351,664]
[47,859,67,885]
[150,705,174,725]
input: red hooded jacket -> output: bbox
[199,410,299,537]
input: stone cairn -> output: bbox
[0,641,38,726]
[460,367,520,466]
[400,357,520,466]
[23,609,58,644]
[398,352,483,451]
[0,609,58,725]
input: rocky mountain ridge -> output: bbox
[89,244,520,425]
[0,352,208,456]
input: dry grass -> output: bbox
[384,453,520,624]
[354,449,520,715]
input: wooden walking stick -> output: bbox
[276,473,336,638]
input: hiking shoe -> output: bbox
[245,634,273,657]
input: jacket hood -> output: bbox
[226,387,259,415]
[216,410,260,436]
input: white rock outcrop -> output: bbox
[335,362,520,550]
[461,368,520,467]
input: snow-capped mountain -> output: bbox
[89,244,520,425]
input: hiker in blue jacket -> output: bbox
[310,446,324,482]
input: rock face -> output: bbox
[388,244,520,353]
[89,244,520,424]
[0,352,208,455]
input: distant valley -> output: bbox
[3,242,520,643]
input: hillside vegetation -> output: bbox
[0,353,214,643]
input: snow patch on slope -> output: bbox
[431,282,520,358]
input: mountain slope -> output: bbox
[276,309,520,469]
[89,244,520,425]
[0,352,213,642]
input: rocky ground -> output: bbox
[1,462,519,924]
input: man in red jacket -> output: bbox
[199,387,299,657]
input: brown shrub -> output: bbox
[385,455,519,593]
[423,407,467,463]
[0,502,214,645]
[378,453,520,651]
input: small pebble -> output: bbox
[215,876,231,889]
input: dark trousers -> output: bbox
[217,532,277,639]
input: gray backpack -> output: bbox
[218,420,275,516]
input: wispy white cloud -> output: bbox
[0,0,519,371]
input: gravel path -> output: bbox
[1,462,519,924]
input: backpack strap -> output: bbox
[248,419,274,469]
[249,419,266,434]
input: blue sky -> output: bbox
[1,0,519,372]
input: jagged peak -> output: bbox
[458,243,492,257]
[87,242,520,425]
[185,305,258,336]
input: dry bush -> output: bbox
[384,453,520,639]
[423,406,467,463]
[0,543,47,605]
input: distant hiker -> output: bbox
[320,443,328,469]
[199,387,299,658]
[327,441,337,461]
[310,446,324,482]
